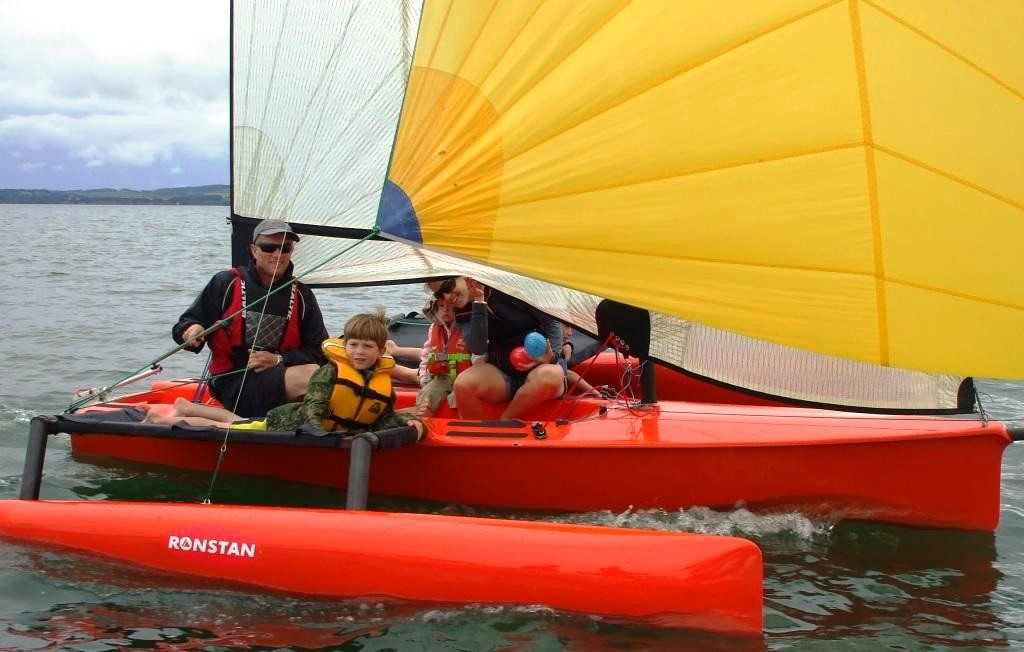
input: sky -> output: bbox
[0,1,228,190]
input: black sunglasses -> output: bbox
[255,242,294,254]
[433,277,456,300]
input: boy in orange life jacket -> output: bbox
[415,297,485,416]
[143,309,423,438]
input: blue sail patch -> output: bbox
[376,180,422,244]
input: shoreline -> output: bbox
[0,185,229,206]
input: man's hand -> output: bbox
[247,349,282,373]
[182,323,206,351]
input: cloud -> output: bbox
[170,166,183,175]
[0,1,228,189]
[18,162,46,171]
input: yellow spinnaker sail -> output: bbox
[383,0,1023,379]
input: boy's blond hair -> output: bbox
[342,307,389,348]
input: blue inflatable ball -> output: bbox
[524,332,548,359]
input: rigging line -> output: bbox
[86,373,248,413]
[202,429,232,505]
[191,352,213,404]
[64,228,382,414]
[76,369,250,413]
[976,390,990,428]
[558,332,616,421]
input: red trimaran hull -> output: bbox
[0,500,762,634]
[69,378,1012,531]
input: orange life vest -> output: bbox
[320,339,395,432]
[425,321,472,379]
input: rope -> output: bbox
[557,332,616,421]
[202,431,232,505]
[976,388,990,427]
[191,352,213,403]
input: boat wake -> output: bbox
[544,505,830,542]
[0,404,37,427]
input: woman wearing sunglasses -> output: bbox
[171,219,329,418]
[425,276,566,420]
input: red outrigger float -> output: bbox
[0,500,762,634]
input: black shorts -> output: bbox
[210,366,287,418]
[503,369,528,398]
[500,366,567,400]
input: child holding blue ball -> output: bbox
[427,276,600,418]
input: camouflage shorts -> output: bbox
[416,376,455,414]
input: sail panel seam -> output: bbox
[862,0,1024,102]
[392,0,452,184]
[848,0,889,367]
[475,2,629,116]
[874,144,1024,213]
[390,1,503,222]
[493,142,864,210]
[424,0,453,69]
[500,0,843,165]
[474,234,1016,309]
[373,1,428,231]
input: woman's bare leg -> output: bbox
[502,364,564,419]
[141,398,241,426]
[453,363,509,419]
[174,416,236,428]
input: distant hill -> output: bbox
[0,185,230,205]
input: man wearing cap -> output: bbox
[172,219,329,418]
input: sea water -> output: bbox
[1,204,1022,650]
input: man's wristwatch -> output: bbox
[276,354,284,366]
